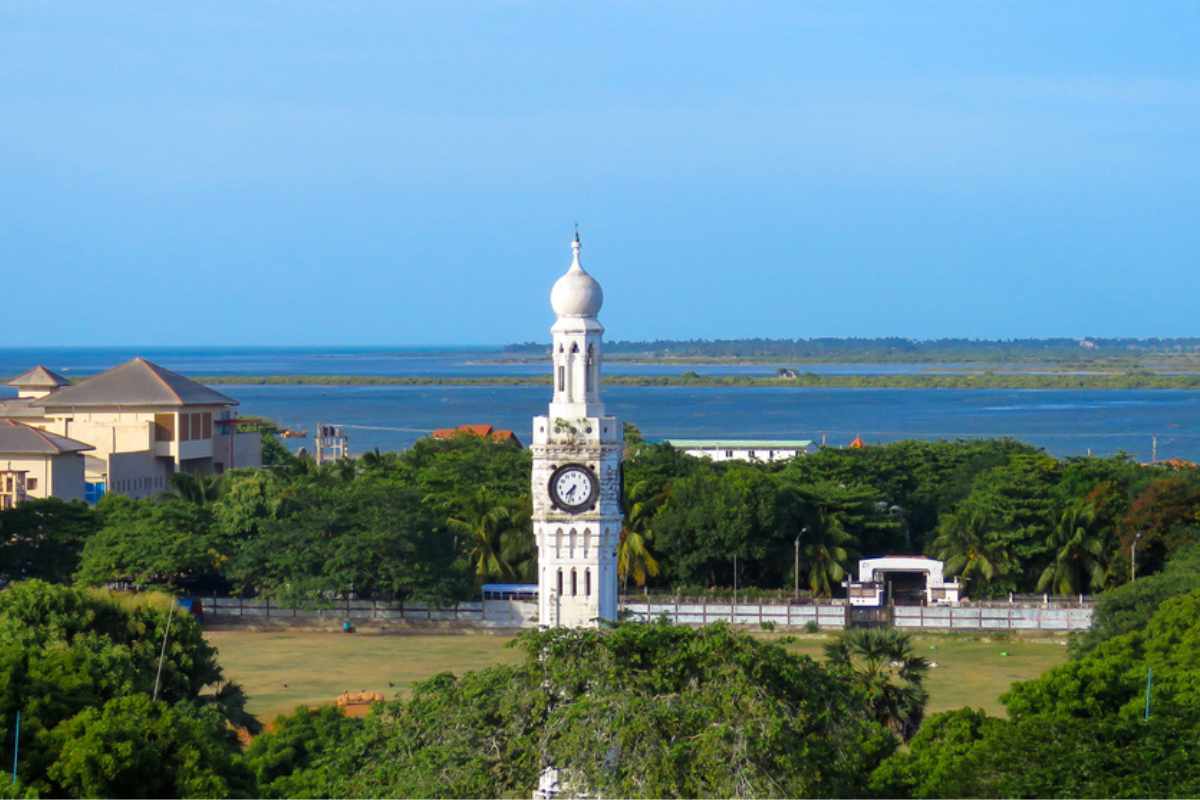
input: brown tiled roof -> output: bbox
[0,418,94,455]
[40,357,236,408]
[6,365,71,389]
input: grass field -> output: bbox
[205,629,1069,725]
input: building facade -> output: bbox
[2,358,261,500]
[531,234,623,628]
[0,419,93,507]
[666,438,812,463]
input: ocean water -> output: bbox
[2,348,1198,461]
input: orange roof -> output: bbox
[848,435,865,449]
[431,424,522,447]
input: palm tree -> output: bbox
[1038,502,1108,596]
[447,488,520,582]
[799,505,854,597]
[825,627,929,740]
[167,472,221,505]
[930,505,1010,597]
[618,478,664,592]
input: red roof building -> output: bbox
[431,423,522,447]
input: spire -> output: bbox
[570,225,582,272]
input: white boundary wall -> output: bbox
[893,605,1092,631]
[198,597,1091,631]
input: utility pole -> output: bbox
[1131,531,1144,583]
[732,552,738,623]
[794,526,807,600]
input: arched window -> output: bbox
[555,528,563,559]
[586,344,596,393]
[569,528,577,558]
[557,569,563,595]
[571,569,578,596]
[585,568,592,597]
[583,528,591,558]
[571,342,580,353]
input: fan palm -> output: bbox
[930,506,1010,597]
[447,488,520,582]
[1037,502,1108,596]
[825,627,929,740]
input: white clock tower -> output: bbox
[531,233,623,628]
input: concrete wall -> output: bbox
[212,431,262,471]
[893,605,1093,631]
[108,451,173,499]
[622,601,848,628]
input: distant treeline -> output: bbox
[195,372,1200,390]
[502,337,1200,362]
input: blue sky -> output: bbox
[3,2,1198,346]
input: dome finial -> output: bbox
[570,224,582,271]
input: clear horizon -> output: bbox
[4,2,1199,346]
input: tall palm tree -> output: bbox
[825,627,929,741]
[1038,502,1108,596]
[930,505,1010,597]
[447,488,520,582]
[618,478,664,592]
[799,505,854,597]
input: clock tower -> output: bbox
[532,233,623,628]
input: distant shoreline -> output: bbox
[192,373,1200,390]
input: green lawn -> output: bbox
[205,628,1068,725]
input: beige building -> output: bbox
[0,418,93,507]
[1,358,261,501]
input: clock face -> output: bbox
[549,464,597,513]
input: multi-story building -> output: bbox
[0,418,93,507]
[1,357,260,500]
[666,438,812,463]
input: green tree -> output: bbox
[0,498,100,584]
[47,695,252,799]
[617,477,663,591]
[330,623,895,798]
[1037,501,1109,596]
[75,495,221,593]
[825,627,929,740]
[243,705,363,798]
[447,487,524,582]
[168,471,222,505]
[930,499,1013,598]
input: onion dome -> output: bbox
[550,232,604,318]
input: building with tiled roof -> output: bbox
[431,423,523,447]
[0,418,93,507]
[1,357,260,500]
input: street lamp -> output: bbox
[794,526,808,600]
[1131,531,1144,583]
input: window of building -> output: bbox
[154,413,175,442]
[557,366,564,392]
[26,478,37,491]
[557,569,563,595]
[569,528,576,558]
[180,413,190,441]
[191,413,204,439]
[585,569,591,597]
[571,569,577,596]
[555,528,562,559]
[583,529,591,558]
[725,449,733,458]
[202,412,212,439]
